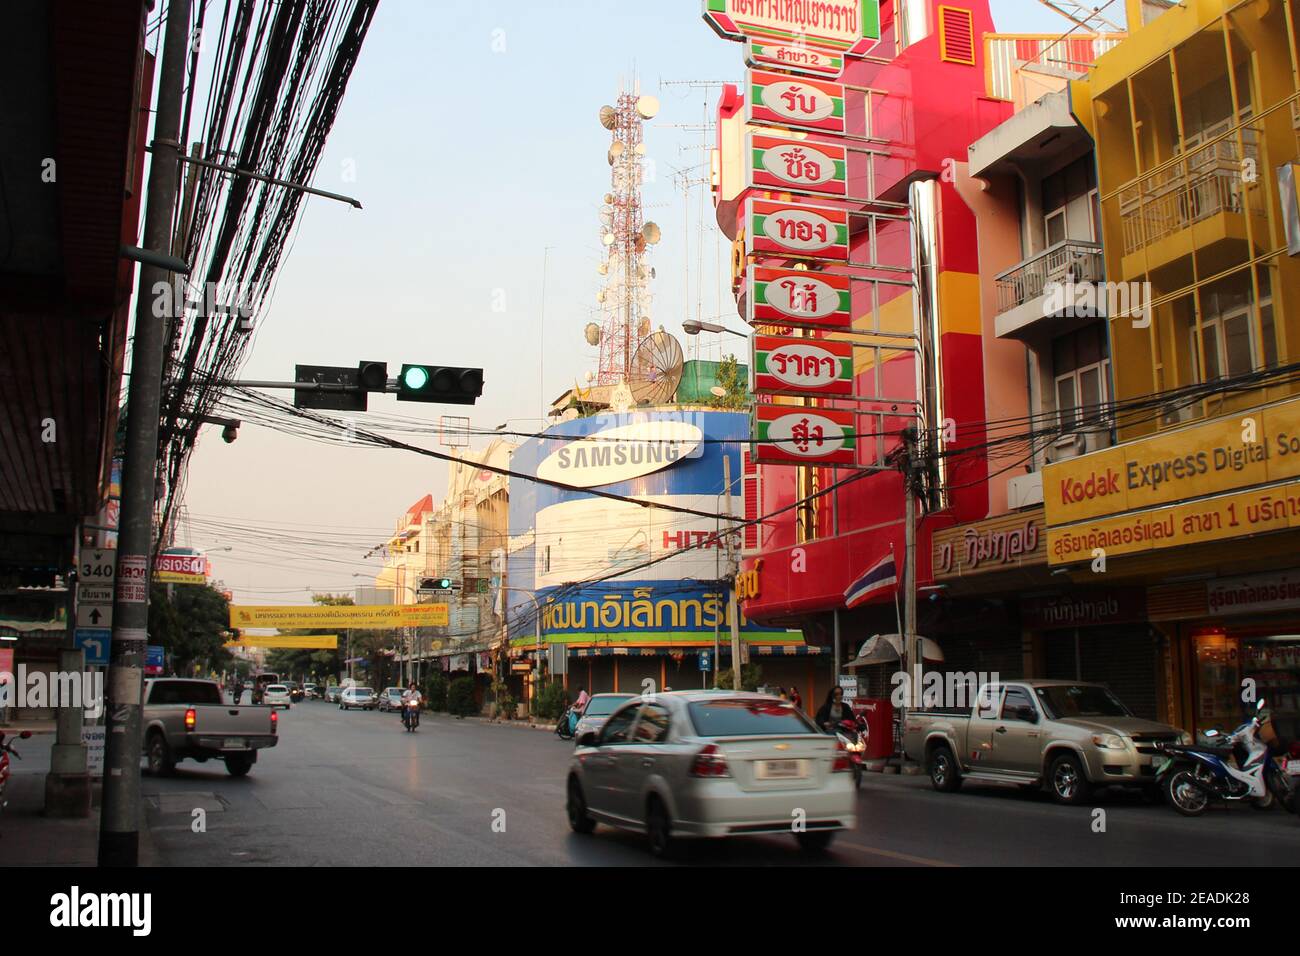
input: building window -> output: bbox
[1051,322,1110,435]
[1041,156,1098,248]
[1185,269,1275,384]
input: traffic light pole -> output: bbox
[99,0,190,867]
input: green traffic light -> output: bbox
[402,366,429,390]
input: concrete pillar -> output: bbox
[44,648,91,817]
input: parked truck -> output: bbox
[142,678,279,777]
[901,679,1190,805]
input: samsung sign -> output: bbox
[536,421,704,488]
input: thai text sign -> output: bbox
[933,509,1045,579]
[747,38,845,77]
[753,334,853,396]
[703,0,881,50]
[229,604,450,629]
[1046,478,1300,565]
[154,553,207,584]
[1207,567,1300,617]
[746,70,846,132]
[753,403,855,465]
[747,132,847,196]
[749,266,851,329]
[1044,396,1300,526]
[1021,588,1147,629]
[746,199,849,260]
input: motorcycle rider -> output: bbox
[815,686,854,733]
[401,682,423,729]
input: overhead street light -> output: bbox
[682,319,748,340]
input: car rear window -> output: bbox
[267,685,286,692]
[687,698,817,737]
[148,681,223,706]
[584,695,634,716]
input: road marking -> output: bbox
[837,840,957,867]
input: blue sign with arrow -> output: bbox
[74,629,111,666]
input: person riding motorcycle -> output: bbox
[400,682,423,729]
[815,686,854,733]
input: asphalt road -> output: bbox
[120,699,1300,866]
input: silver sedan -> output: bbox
[566,691,857,857]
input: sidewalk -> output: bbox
[453,713,554,732]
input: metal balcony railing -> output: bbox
[1118,126,1263,255]
[995,239,1104,313]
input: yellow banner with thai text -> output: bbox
[228,604,449,629]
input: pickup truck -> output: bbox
[901,679,1190,805]
[142,678,279,777]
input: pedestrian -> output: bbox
[790,685,803,712]
[777,686,789,701]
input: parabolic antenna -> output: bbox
[637,317,651,338]
[597,262,608,276]
[596,289,606,303]
[636,95,660,119]
[584,322,602,346]
[629,330,684,406]
[642,221,661,245]
[599,105,617,129]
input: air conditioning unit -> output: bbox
[1006,471,1044,509]
[1068,254,1102,284]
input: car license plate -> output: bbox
[223,738,245,750]
[756,759,805,780]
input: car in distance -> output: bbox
[566,691,856,858]
[324,685,343,703]
[339,687,376,711]
[378,687,406,712]
[572,693,637,741]
[302,683,319,700]
[262,684,292,709]
[902,679,1189,805]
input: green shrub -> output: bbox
[447,676,478,717]
[536,680,567,719]
[423,672,448,712]
[714,662,762,692]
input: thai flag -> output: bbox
[843,554,897,609]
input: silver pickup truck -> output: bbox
[142,678,278,777]
[901,679,1190,805]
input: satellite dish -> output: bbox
[585,370,595,383]
[609,141,625,159]
[597,262,608,276]
[634,143,646,156]
[599,105,617,129]
[642,222,661,245]
[628,330,685,406]
[596,290,606,303]
[602,232,615,246]
[636,95,659,119]
[634,234,647,255]
[637,317,651,338]
[584,322,602,346]
[603,192,615,204]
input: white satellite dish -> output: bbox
[642,221,662,245]
[596,290,606,303]
[634,143,646,156]
[602,232,615,246]
[585,370,596,383]
[603,192,615,204]
[599,105,617,129]
[584,322,602,346]
[597,262,608,276]
[636,95,659,119]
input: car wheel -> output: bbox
[795,830,836,853]
[225,754,254,777]
[1048,753,1093,806]
[566,777,596,834]
[928,744,961,793]
[146,731,175,777]
[645,796,675,859]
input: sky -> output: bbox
[173,0,1115,604]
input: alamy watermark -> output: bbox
[0,667,103,718]
[890,668,1000,711]
[1043,279,1152,329]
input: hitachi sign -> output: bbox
[536,421,704,488]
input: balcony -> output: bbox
[993,240,1104,340]
[1117,126,1265,275]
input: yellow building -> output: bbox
[1049,0,1300,735]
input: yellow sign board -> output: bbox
[155,571,206,584]
[1047,478,1300,565]
[228,604,449,629]
[1044,396,1300,526]
[224,634,340,649]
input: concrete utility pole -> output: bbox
[98,0,190,867]
[901,427,920,717]
[723,455,742,691]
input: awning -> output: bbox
[844,634,944,669]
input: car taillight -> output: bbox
[689,743,731,778]
[270,710,278,733]
[833,738,852,773]
[184,708,196,731]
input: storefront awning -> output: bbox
[844,634,944,669]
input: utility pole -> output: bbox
[900,427,920,715]
[99,0,190,867]
[723,455,742,691]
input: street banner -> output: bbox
[746,69,846,133]
[154,552,208,584]
[748,266,852,329]
[228,604,450,629]
[746,38,845,78]
[225,634,340,649]
[753,404,856,465]
[753,335,853,396]
[702,0,881,52]
[746,132,847,196]
[746,199,849,261]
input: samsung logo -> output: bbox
[537,422,704,488]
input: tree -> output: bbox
[709,354,750,410]
[148,583,234,674]
[714,662,763,691]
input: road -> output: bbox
[118,699,1300,866]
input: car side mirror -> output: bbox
[1017,706,1037,723]
[576,732,599,748]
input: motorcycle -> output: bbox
[1156,698,1296,817]
[0,730,33,818]
[834,718,866,790]
[555,705,579,740]
[401,699,420,732]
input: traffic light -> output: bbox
[419,577,453,590]
[396,365,483,405]
[358,361,388,392]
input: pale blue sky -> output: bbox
[177,0,1117,602]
